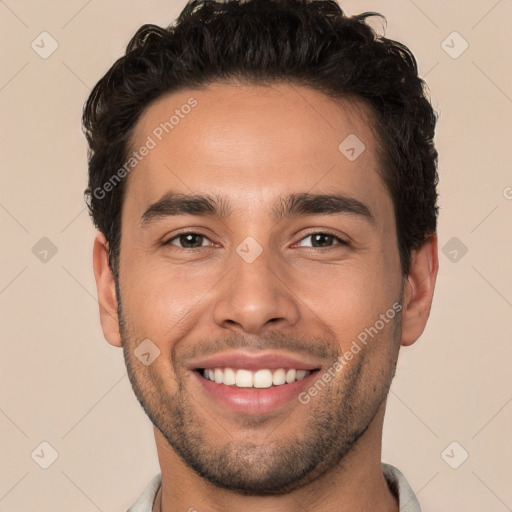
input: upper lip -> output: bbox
[188,350,323,371]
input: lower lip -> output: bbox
[193,370,319,414]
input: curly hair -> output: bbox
[83,0,439,277]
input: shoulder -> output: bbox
[126,473,162,512]
[382,463,423,512]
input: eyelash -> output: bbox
[162,230,349,250]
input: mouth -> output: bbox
[192,367,320,414]
[196,367,315,388]
[188,351,323,414]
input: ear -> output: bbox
[400,233,439,347]
[92,233,122,347]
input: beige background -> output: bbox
[1,0,511,510]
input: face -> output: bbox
[114,82,406,494]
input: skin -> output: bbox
[93,82,438,512]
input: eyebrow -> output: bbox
[140,191,374,226]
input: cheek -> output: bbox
[120,262,216,344]
[304,258,400,349]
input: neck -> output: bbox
[153,404,398,512]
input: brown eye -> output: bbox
[296,232,348,248]
[165,232,211,248]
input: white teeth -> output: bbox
[223,367,236,385]
[253,369,273,388]
[296,370,308,381]
[272,368,286,385]
[235,369,253,388]
[285,369,296,383]
[201,367,312,387]
[214,368,223,384]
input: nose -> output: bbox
[212,247,300,334]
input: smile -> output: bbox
[200,367,312,388]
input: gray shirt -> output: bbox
[127,463,422,511]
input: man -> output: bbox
[84,0,439,510]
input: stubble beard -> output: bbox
[116,282,402,495]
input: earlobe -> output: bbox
[92,233,122,347]
[400,234,439,347]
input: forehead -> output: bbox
[123,81,391,224]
